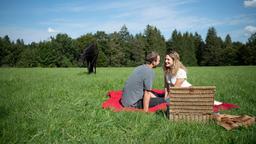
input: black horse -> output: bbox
[81,43,99,74]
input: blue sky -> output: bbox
[0,0,256,44]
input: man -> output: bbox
[121,52,166,112]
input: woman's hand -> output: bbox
[164,88,169,99]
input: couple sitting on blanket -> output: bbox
[121,51,191,112]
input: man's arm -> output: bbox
[143,90,151,112]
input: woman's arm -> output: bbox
[164,74,169,98]
[174,69,187,87]
[174,78,185,87]
[164,88,168,98]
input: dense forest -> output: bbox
[0,25,255,67]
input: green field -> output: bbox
[0,67,256,143]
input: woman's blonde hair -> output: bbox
[163,51,186,75]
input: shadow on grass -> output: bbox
[0,106,9,119]
[155,110,168,119]
[77,71,98,76]
[77,71,88,76]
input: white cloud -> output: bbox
[0,26,53,44]
[48,27,58,33]
[244,0,256,7]
[40,0,255,43]
[244,25,256,34]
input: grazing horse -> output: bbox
[81,43,99,74]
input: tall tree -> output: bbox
[166,29,178,53]
[5,38,25,66]
[242,33,256,64]
[37,41,61,67]
[168,30,197,66]
[177,32,197,66]
[201,27,222,66]
[108,32,124,66]
[0,36,12,66]
[94,31,109,67]
[129,34,146,66]
[194,32,205,65]
[233,41,244,65]
[118,25,133,66]
[168,30,183,54]
[17,42,39,67]
[52,33,77,66]
[144,25,166,60]
[222,34,236,65]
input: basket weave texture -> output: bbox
[168,86,215,122]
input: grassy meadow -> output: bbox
[0,66,256,143]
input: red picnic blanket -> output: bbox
[102,89,239,113]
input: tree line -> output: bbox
[0,25,255,67]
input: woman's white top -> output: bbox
[166,68,192,87]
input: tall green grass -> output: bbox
[0,67,256,143]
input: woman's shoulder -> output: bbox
[176,68,187,78]
[178,68,186,73]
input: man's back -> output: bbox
[121,64,154,107]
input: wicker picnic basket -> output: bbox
[168,86,216,122]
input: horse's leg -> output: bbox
[87,60,90,73]
[90,61,94,74]
[93,54,98,74]
[94,63,96,74]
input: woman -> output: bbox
[163,51,191,98]
[163,51,222,106]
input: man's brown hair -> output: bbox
[145,51,159,64]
